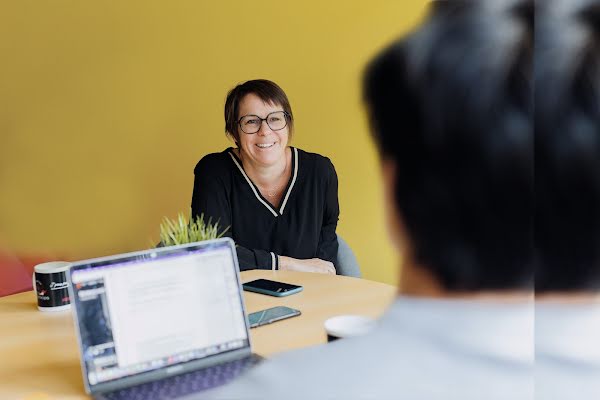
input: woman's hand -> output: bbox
[279,256,336,275]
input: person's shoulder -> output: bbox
[207,330,394,399]
[194,149,234,175]
[295,148,335,171]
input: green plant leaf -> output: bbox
[154,212,230,248]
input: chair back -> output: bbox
[336,235,361,278]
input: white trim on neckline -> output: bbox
[227,147,299,217]
[279,147,298,215]
[228,152,278,217]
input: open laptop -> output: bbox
[67,238,261,399]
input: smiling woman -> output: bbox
[191,79,339,274]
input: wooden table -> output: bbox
[0,270,396,399]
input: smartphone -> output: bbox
[248,306,301,328]
[242,279,303,297]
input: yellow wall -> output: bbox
[0,0,427,285]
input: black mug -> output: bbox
[33,261,72,312]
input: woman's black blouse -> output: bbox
[191,147,339,271]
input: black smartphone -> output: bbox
[242,279,303,297]
[248,306,301,328]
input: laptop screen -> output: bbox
[69,240,249,387]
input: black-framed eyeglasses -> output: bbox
[238,111,290,134]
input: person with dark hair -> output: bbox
[192,79,338,273]
[535,0,600,397]
[194,1,534,399]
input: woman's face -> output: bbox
[236,93,289,168]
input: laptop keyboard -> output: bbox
[99,355,261,400]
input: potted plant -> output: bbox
[156,212,229,247]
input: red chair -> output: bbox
[0,253,32,297]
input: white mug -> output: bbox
[33,261,72,312]
[324,315,376,342]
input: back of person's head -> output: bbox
[363,0,533,291]
[535,0,600,292]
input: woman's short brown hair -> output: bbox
[224,79,294,144]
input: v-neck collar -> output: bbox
[227,147,299,217]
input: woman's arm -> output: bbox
[278,256,336,274]
[191,156,278,271]
[276,157,339,275]
[316,158,340,267]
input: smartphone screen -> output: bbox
[248,306,301,328]
[242,279,302,295]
